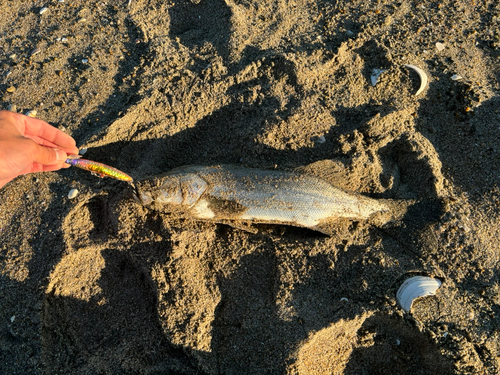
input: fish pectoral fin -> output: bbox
[220,220,259,234]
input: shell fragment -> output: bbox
[396,276,442,312]
[371,69,386,86]
[404,64,428,96]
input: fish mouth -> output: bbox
[130,182,154,205]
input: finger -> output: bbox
[24,134,79,156]
[23,134,58,148]
[18,162,67,175]
[29,143,68,166]
[21,116,78,152]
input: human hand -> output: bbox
[0,110,79,188]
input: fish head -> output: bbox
[134,172,207,210]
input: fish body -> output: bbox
[137,165,391,234]
[66,156,133,182]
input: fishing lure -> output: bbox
[65,155,133,182]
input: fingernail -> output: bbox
[55,149,68,162]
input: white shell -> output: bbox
[68,189,79,199]
[371,69,386,86]
[396,276,442,312]
[404,64,428,96]
[451,74,463,81]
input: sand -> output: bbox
[1,0,500,373]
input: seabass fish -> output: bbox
[135,165,394,234]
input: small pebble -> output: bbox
[451,74,463,80]
[7,104,17,112]
[9,54,16,59]
[39,7,48,15]
[82,58,88,63]
[313,135,326,144]
[25,110,37,118]
[10,316,15,323]
[68,189,79,199]
[436,42,445,51]
[6,86,16,93]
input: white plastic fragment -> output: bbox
[404,64,428,96]
[371,68,386,86]
[435,42,445,51]
[39,7,48,15]
[68,189,79,199]
[79,148,88,155]
[451,74,463,81]
[397,276,442,312]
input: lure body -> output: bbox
[66,156,133,182]
[136,165,391,234]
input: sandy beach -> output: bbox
[1,0,500,373]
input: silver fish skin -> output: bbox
[136,165,391,234]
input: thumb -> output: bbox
[31,144,68,165]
